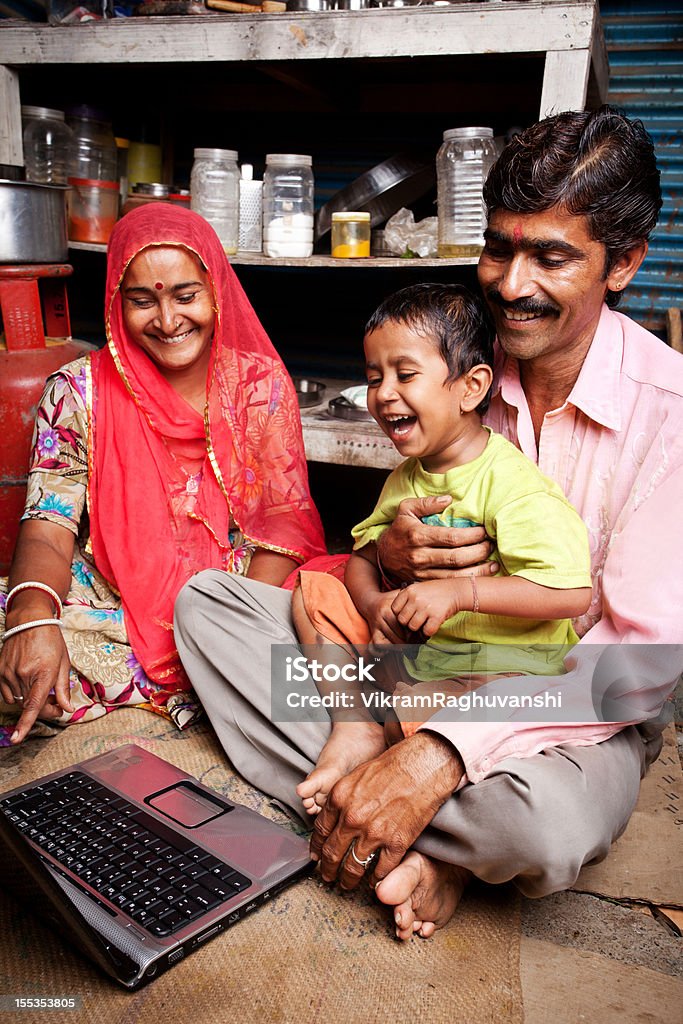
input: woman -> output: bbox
[0,204,325,743]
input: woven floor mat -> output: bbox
[0,709,523,1024]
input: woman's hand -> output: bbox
[1,519,76,743]
[377,495,497,583]
[309,731,464,890]
[0,625,73,743]
[391,578,468,638]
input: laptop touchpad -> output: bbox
[147,783,231,828]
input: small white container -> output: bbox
[262,153,314,258]
[238,163,263,253]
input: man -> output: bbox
[175,106,683,940]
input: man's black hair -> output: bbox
[483,105,662,307]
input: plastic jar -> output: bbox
[127,141,163,188]
[65,105,118,184]
[121,182,170,216]
[262,154,314,258]
[437,127,497,258]
[190,148,240,254]
[67,178,119,244]
[238,163,263,253]
[331,211,370,258]
[21,106,74,186]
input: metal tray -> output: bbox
[328,396,374,421]
[314,153,435,242]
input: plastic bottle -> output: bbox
[437,127,497,258]
[238,163,263,253]
[21,106,74,186]
[190,148,240,254]
[65,105,118,183]
[262,154,314,258]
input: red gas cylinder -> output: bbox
[0,263,94,575]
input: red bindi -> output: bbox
[512,224,523,245]
[155,281,164,290]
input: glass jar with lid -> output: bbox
[65,105,118,184]
[21,106,74,186]
[262,154,314,258]
[190,148,240,254]
[331,211,370,258]
[436,127,498,258]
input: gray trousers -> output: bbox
[174,570,661,899]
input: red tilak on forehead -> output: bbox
[512,224,523,244]
[155,282,164,290]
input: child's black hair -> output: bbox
[364,283,495,413]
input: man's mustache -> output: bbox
[486,289,560,318]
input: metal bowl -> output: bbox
[294,378,327,407]
[0,180,68,263]
[286,0,330,10]
[315,153,435,242]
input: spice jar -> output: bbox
[437,127,497,258]
[121,182,170,216]
[263,154,314,258]
[67,177,119,244]
[331,211,371,258]
[169,188,191,209]
[190,148,240,254]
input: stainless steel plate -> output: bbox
[328,396,374,421]
[315,153,435,241]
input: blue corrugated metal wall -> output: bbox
[601,1,683,336]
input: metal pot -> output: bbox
[0,180,68,263]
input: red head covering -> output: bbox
[87,204,325,694]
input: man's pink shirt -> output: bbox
[422,305,683,781]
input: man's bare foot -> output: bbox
[375,850,471,940]
[296,720,387,815]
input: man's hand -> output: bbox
[377,496,497,583]
[309,731,465,891]
[391,578,468,637]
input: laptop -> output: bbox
[0,744,313,990]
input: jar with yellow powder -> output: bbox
[331,211,371,258]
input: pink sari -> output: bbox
[87,204,325,700]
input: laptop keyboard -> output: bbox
[0,771,252,938]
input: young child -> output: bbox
[293,282,592,814]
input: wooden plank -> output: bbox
[589,5,610,105]
[68,242,479,269]
[0,3,599,65]
[539,48,592,116]
[0,66,22,167]
[521,937,683,1024]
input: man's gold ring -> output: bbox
[349,840,378,870]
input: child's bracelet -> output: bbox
[468,574,480,614]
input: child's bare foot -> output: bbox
[296,720,387,815]
[374,850,471,940]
